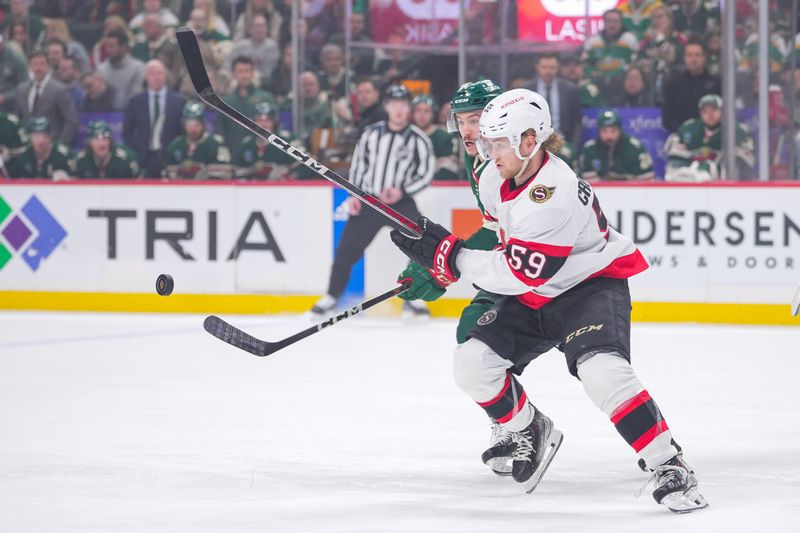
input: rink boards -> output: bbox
[0,180,798,325]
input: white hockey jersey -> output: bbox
[455,152,648,309]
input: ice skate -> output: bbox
[402,300,430,321]
[481,421,515,476]
[508,408,563,493]
[638,439,682,471]
[638,455,708,513]
[309,295,337,319]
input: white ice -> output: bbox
[1,312,799,532]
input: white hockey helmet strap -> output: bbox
[478,88,554,164]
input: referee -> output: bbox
[311,84,435,316]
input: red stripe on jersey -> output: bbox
[496,391,528,424]
[477,373,512,407]
[484,211,498,222]
[515,291,554,309]
[591,249,650,280]
[506,238,572,257]
[631,420,670,453]
[610,390,652,424]
[500,153,550,202]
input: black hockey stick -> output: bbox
[203,279,413,357]
[175,27,421,239]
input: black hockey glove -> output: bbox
[390,217,464,287]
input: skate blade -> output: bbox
[524,429,564,494]
[486,456,513,476]
[662,487,709,514]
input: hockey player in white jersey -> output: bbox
[390,88,708,512]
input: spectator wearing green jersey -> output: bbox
[580,109,655,181]
[582,9,639,93]
[0,111,27,165]
[164,101,232,180]
[73,121,140,179]
[412,94,459,181]
[665,94,755,181]
[6,117,72,180]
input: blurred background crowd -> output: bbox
[0,0,798,182]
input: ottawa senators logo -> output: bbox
[477,310,497,326]
[530,184,556,203]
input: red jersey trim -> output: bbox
[610,390,652,424]
[499,152,550,202]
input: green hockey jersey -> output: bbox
[666,118,754,180]
[73,145,140,179]
[426,127,459,181]
[164,132,232,179]
[580,134,655,180]
[0,112,27,161]
[7,142,72,178]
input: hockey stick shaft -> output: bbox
[204,279,413,356]
[175,28,421,238]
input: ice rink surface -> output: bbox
[1,311,799,532]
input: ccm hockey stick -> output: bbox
[203,279,413,357]
[175,27,421,238]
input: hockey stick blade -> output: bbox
[175,28,420,239]
[203,280,413,357]
[792,285,800,317]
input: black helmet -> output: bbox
[383,84,412,103]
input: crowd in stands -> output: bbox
[0,0,798,181]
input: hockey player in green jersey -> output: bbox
[234,102,308,180]
[665,94,755,181]
[580,110,655,181]
[6,117,72,180]
[396,80,517,476]
[73,120,140,179]
[0,111,27,166]
[164,101,233,180]
[411,94,459,181]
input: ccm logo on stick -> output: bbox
[565,324,604,343]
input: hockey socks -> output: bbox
[577,352,678,469]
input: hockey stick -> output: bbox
[175,27,421,239]
[792,285,800,317]
[203,279,413,357]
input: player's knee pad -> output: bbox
[452,338,512,402]
[576,351,643,416]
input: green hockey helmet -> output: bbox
[26,116,51,134]
[698,94,722,110]
[87,120,112,139]
[412,93,437,110]
[253,101,277,119]
[182,101,206,123]
[447,79,503,132]
[597,109,622,129]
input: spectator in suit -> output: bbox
[14,50,78,146]
[661,39,720,132]
[80,70,117,111]
[524,53,582,149]
[0,34,29,112]
[97,28,146,110]
[123,59,186,179]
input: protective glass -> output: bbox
[476,134,514,160]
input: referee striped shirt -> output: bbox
[349,121,435,195]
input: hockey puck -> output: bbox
[156,274,174,296]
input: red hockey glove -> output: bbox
[390,217,464,286]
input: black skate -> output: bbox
[481,422,515,476]
[638,439,682,471]
[508,408,564,494]
[637,455,708,513]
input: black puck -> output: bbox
[156,274,174,296]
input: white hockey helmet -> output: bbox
[477,88,554,163]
